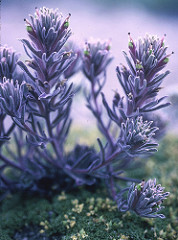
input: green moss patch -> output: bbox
[0,135,178,240]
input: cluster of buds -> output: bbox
[0,79,26,118]
[19,7,76,94]
[0,46,22,83]
[117,34,171,116]
[118,116,158,156]
[82,39,113,82]
[117,179,169,218]
[128,33,173,78]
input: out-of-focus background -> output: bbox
[1,0,178,133]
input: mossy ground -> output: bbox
[0,135,178,240]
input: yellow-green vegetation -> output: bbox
[65,124,102,152]
[0,135,177,240]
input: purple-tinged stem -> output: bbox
[91,80,114,150]
[0,153,23,171]
[45,109,64,167]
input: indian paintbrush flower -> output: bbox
[117,179,169,218]
[82,39,113,82]
[118,116,158,157]
[19,7,76,94]
[0,78,26,118]
[0,46,22,83]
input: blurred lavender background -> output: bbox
[1,0,178,133]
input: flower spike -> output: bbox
[117,179,170,218]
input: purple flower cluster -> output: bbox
[0,79,26,118]
[0,46,21,82]
[82,39,113,81]
[118,116,158,157]
[0,7,170,219]
[19,7,76,94]
[117,179,169,218]
[117,34,171,119]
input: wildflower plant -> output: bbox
[0,7,170,218]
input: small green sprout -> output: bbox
[137,184,142,191]
[136,63,143,70]
[26,25,33,32]
[128,41,133,48]
[163,57,169,63]
[84,50,90,56]
[64,21,69,28]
